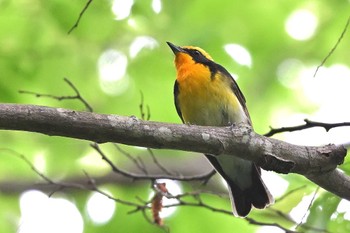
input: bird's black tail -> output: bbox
[227,164,273,217]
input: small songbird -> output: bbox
[167,42,273,217]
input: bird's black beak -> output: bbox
[167,42,185,54]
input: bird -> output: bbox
[167,41,273,217]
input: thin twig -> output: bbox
[264,119,350,137]
[276,185,307,203]
[7,148,144,207]
[68,0,93,34]
[147,148,173,176]
[171,190,228,200]
[146,105,151,121]
[299,224,330,233]
[140,93,172,175]
[139,91,151,121]
[269,208,295,223]
[296,186,320,229]
[91,142,217,182]
[139,91,146,120]
[19,78,93,112]
[18,90,76,101]
[3,149,54,185]
[63,78,93,112]
[268,207,330,233]
[92,183,143,207]
[246,217,301,233]
[113,144,148,174]
[314,16,350,77]
[137,157,148,173]
[6,148,328,233]
[160,199,298,233]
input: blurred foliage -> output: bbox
[0,0,350,232]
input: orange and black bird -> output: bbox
[167,42,273,217]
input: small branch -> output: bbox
[8,149,144,207]
[3,149,54,185]
[113,144,148,174]
[63,78,93,112]
[5,150,333,233]
[314,16,350,77]
[19,78,93,112]
[296,187,319,229]
[91,143,216,182]
[139,93,172,175]
[139,91,151,121]
[275,185,307,203]
[264,119,350,137]
[159,198,299,233]
[147,148,173,176]
[245,217,300,233]
[68,0,93,34]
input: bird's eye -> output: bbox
[194,50,201,56]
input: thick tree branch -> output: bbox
[0,103,348,200]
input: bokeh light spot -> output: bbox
[78,150,111,170]
[98,49,129,96]
[224,44,252,68]
[300,64,350,106]
[19,190,83,233]
[129,36,158,58]
[285,9,318,41]
[337,199,350,220]
[33,151,46,174]
[86,190,116,224]
[152,0,162,14]
[112,0,134,20]
[289,193,316,222]
[277,58,304,89]
[261,171,288,198]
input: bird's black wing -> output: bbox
[215,63,252,124]
[173,80,184,122]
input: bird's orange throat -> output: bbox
[174,53,211,83]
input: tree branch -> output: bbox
[0,103,348,200]
[90,142,216,182]
[313,16,350,77]
[3,149,328,233]
[19,78,93,112]
[68,0,93,34]
[265,119,350,137]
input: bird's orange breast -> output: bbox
[176,65,247,126]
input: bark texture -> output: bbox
[0,104,348,200]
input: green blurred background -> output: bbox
[0,0,350,232]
